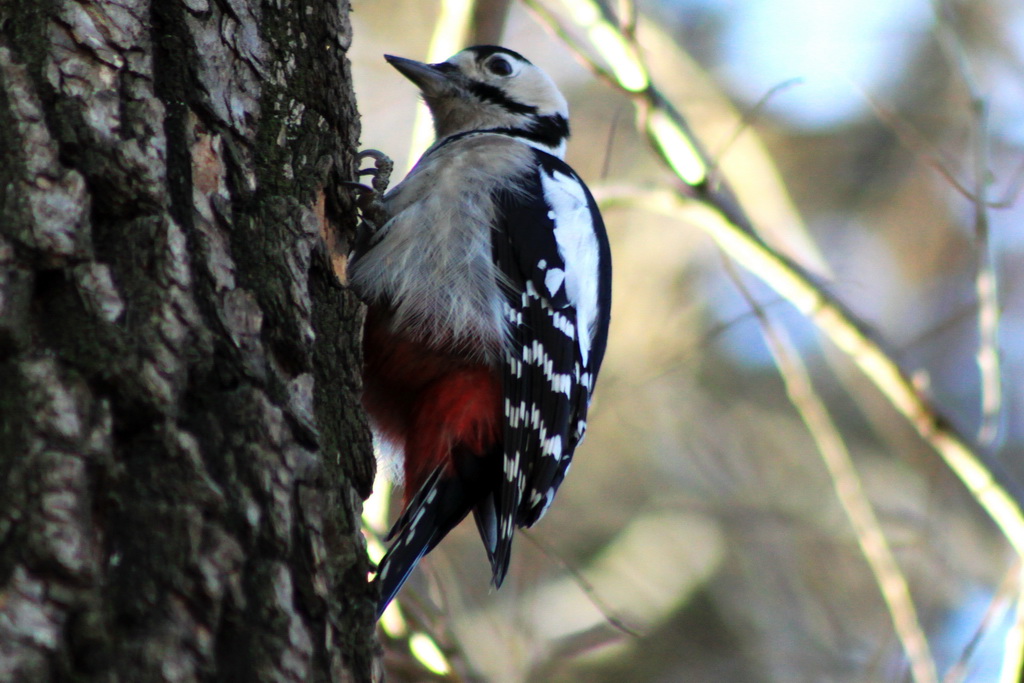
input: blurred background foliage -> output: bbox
[350,0,1024,680]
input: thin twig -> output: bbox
[857,88,1024,210]
[521,531,645,638]
[706,77,804,181]
[599,104,629,182]
[931,0,1004,448]
[721,255,939,683]
[1000,564,1024,683]
[971,107,1003,448]
[943,561,1021,683]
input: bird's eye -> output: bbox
[486,57,513,77]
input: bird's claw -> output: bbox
[357,149,393,195]
[348,150,394,258]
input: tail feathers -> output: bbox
[472,493,498,557]
[470,493,513,588]
[474,493,524,590]
[376,445,518,617]
[375,538,432,619]
[384,464,444,544]
[375,465,477,617]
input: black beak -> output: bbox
[384,55,457,98]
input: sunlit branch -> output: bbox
[522,0,1024,562]
[723,257,939,683]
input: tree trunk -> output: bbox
[0,0,378,680]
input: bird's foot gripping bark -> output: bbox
[358,149,393,195]
[347,150,393,256]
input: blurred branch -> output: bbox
[469,0,511,44]
[522,0,1024,561]
[931,0,1004,449]
[860,94,1020,210]
[405,0,480,171]
[970,111,1003,449]
[943,561,1020,683]
[404,0,513,164]
[722,257,939,683]
[1001,564,1024,683]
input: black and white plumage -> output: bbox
[349,46,612,616]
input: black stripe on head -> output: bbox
[482,114,570,150]
[466,45,531,65]
[530,113,569,145]
[520,112,569,147]
[467,81,538,116]
[431,114,570,153]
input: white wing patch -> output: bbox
[544,267,565,297]
[539,169,600,365]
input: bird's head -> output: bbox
[385,46,570,157]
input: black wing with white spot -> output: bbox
[488,150,612,584]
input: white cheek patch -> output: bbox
[539,169,600,366]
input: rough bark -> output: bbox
[0,0,377,680]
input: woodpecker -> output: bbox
[350,46,612,616]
